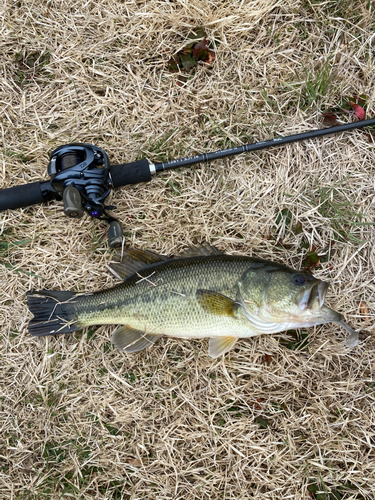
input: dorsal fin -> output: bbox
[109,248,169,280]
[178,242,223,258]
[108,243,223,281]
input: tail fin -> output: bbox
[27,290,79,336]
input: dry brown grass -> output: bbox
[1,0,375,498]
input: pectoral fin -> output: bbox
[196,290,239,317]
[209,337,238,358]
[112,326,162,353]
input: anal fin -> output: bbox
[209,337,238,358]
[111,326,162,353]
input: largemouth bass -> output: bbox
[27,244,359,357]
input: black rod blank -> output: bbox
[154,117,375,172]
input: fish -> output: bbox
[26,243,359,358]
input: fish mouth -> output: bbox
[299,281,329,311]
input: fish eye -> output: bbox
[293,274,306,286]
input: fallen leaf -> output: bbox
[179,52,197,72]
[192,38,210,61]
[292,221,303,235]
[255,416,269,429]
[249,398,264,410]
[263,354,273,363]
[351,94,367,108]
[126,458,142,467]
[187,27,206,41]
[359,301,370,322]
[302,250,320,270]
[322,112,339,127]
[166,28,215,75]
[205,49,216,64]
[349,100,366,120]
[167,56,179,72]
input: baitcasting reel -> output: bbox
[48,143,111,219]
[47,143,123,247]
[1,117,375,248]
[0,143,153,248]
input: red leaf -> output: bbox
[192,38,215,63]
[192,38,209,60]
[349,101,366,120]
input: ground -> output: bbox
[0,0,375,499]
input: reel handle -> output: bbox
[107,220,124,248]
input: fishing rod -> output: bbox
[1,117,374,247]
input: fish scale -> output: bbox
[74,256,257,338]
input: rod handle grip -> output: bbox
[0,181,55,211]
[109,159,151,188]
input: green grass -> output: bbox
[278,178,374,246]
[280,330,310,350]
[0,235,46,278]
[300,58,335,109]
[143,127,179,161]
[300,179,374,244]
[307,477,367,500]
[14,50,51,86]
[0,149,31,162]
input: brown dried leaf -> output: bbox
[248,398,264,410]
[322,112,339,127]
[359,301,370,321]
[192,38,215,64]
[205,49,216,64]
[126,458,142,467]
[192,38,209,61]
